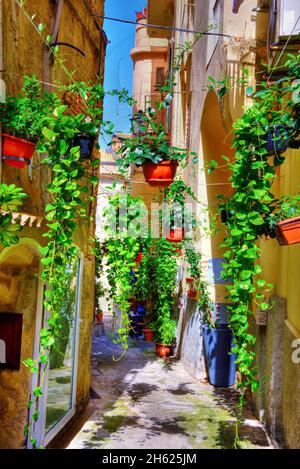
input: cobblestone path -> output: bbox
[67,317,272,449]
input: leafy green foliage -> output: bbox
[0,184,27,246]
[0,75,60,143]
[214,54,300,446]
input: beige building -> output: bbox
[0,0,106,448]
[130,0,300,449]
[173,0,300,449]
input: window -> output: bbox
[279,0,300,37]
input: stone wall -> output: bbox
[254,296,300,449]
[0,0,105,448]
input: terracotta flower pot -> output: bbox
[2,134,36,168]
[188,290,197,298]
[186,277,194,283]
[166,228,185,243]
[275,216,300,246]
[96,312,103,322]
[142,160,178,187]
[155,342,173,358]
[143,328,155,342]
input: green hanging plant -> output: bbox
[210,53,300,447]
[0,184,27,246]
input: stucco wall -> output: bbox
[0,0,104,448]
[173,0,257,378]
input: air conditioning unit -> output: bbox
[279,0,300,37]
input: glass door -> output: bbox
[30,256,82,447]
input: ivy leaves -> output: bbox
[0,184,27,246]
[216,54,300,445]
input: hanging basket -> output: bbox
[142,160,178,187]
[264,125,290,157]
[2,134,36,168]
[275,216,300,246]
[135,252,143,263]
[72,133,95,160]
[166,228,185,242]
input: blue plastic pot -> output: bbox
[265,126,289,155]
[129,270,138,285]
[136,303,146,314]
[202,324,236,387]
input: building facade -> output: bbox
[131,0,300,449]
[173,0,300,449]
[0,0,106,448]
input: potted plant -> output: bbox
[185,244,201,298]
[154,313,176,358]
[116,109,186,187]
[0,76,60,168]
[264,194,300,245]
[264,124,290,156]
[72,133,96,159]
[143,321,156,342]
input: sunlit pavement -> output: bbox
[66,317,273,449]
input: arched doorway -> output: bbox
[0,239,42,448]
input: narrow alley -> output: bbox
[65,317,272,450]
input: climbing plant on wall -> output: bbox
[213,54,300,446]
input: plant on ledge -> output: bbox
[0,76,60,168]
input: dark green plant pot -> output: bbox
[72,134,95,159]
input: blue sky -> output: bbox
[100,0,146,148]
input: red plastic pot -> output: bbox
[155,343,173,358]
[142,160,178,187]
[143,328,155,342]
[166,228,185,243]
[186,277,194,283]
[275,216,300,246]
[135,252,143,263]
[2,134,36,168]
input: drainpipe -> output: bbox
[0,0,3,184]
[51,0,64,43]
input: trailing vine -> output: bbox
[214,54,300,446]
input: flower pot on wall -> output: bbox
[202,324,236,387]
[143,328,154,342]
[186,277,197,299]
[155,342,173,358]
[142,160,178,187]
[275,216,300,246]
[166,228,185,242]
[2,134,36,168]
[256,309,268,326]
[265,126,289,156]
[72,133,95,159]
[135,252,143,263]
